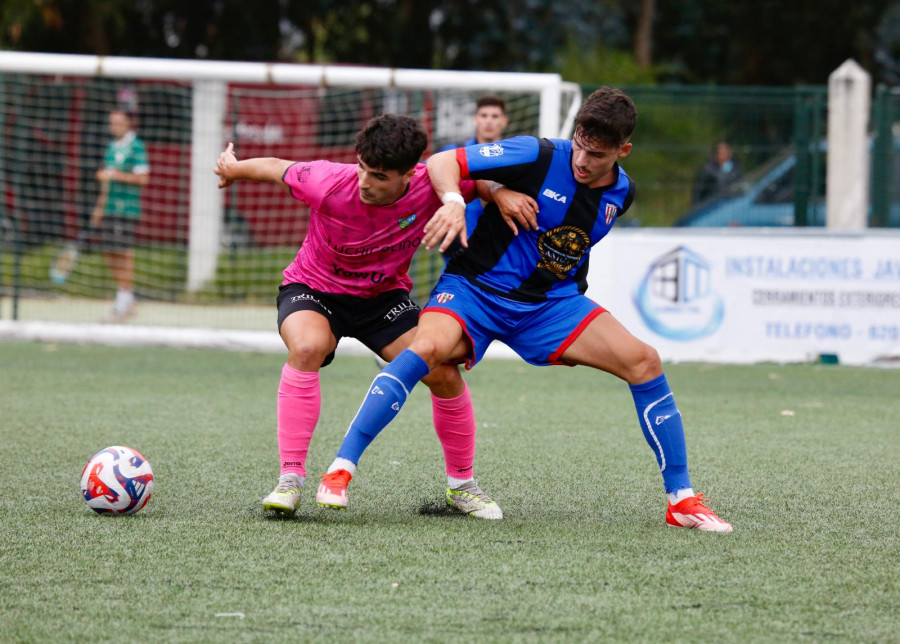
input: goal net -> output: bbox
[0,52,580,349]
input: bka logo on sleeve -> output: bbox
[479,143,504,157]
[633,246,724,340]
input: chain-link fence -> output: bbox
[604,85,829,228]
[871,84,900,228]
[3,79,899,328]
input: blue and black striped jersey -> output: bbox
[448,135,635,302]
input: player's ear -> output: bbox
[618,142,633,159]
[402,166,416,183]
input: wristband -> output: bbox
[441,191,466,206]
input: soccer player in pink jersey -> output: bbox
[214,114,526,518]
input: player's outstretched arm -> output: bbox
[424,149,466,252]
[214,142,294,189]
[426,148,463,199]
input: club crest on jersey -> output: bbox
[435,292,454,304]
[536,225,591,279]
[605,203,618,225]
[398,213,417,228]
[479,143,504,158]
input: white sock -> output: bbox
[280,473,305,487]
[115,289,134,311]
[448,475,473,488]
[667,488,695,504]
[327,458,357,477]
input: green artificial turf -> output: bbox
[1,342,897,642]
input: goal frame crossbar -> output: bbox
[0,51,577,138]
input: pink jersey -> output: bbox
[281,160,476,297]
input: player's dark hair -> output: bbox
[356,114,427,173]
[574,87,636,148]
[475,94,506,113]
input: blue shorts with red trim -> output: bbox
[425,273,606,369]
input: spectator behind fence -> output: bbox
[691,140,742,204]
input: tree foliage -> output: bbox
[651,0,891,85]
[0,0,896,86]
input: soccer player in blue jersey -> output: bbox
[439,94,509,264]
[317,87,732,531]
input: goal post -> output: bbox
[188,79,227,293]
[0,51,580,349]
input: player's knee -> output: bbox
[286,342,328,370]
[408,336,445,368]
[627,343,663,384]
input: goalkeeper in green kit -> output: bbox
[90,108,150,322]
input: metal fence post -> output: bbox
[871,84,891,228]
[793,90,812,226]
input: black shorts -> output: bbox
[276,282,421,367]
[93,216,137,251]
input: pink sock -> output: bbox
[277,364,320,477]
[431,383,476,479]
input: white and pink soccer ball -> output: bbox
[80,446,154,515]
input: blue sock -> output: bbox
[336,349,431,465]
[629,373,692,494]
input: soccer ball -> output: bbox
[80,446,155,515]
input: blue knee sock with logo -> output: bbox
[336,349,431,465]
[629,373,692,493]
